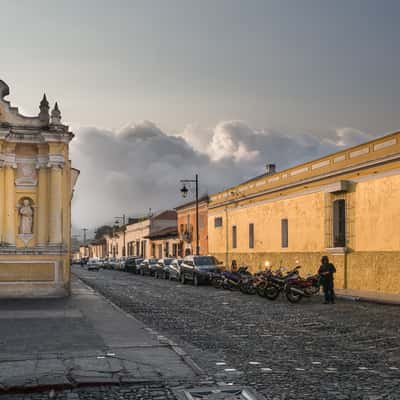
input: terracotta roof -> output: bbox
[144,226,178,239]
[175,195,209,211]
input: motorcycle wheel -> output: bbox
[305,285,320,296]
[211,277,222,289]
[264,285,280,300]
[285,286,303,303]
[256,283,267,297]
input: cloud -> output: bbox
[70,120,372,228]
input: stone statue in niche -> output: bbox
[18,199,33,235]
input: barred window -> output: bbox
[281,219,288,248]
[214,217,223,227]
[333,199,346,247]
[232,226,237,249]
[249,223,254,249]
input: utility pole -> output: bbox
[180,174,200,255]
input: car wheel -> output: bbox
[180,273,186,284]
[193,274,199,287]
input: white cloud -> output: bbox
[70,120,372,228]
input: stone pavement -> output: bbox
[73,266,400,400]
[335,288,400,305]
[0,277,198,394]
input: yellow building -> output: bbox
[208,131,400,295]
[0,80,78,297]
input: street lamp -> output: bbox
[114,215,126,257]
[180,174,199,256]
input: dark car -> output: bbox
[154,258,174,279]
[138,258,159,276]
[124,257,143,274]
[180,255,220,286]
[166,258,183,281]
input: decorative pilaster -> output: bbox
[4,165,16,245]
[0,165,4,243]
[49,165,63,244]
[37,167,49,245]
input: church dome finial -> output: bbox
[51,102,62,125]
[39,93,50,123]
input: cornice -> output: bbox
[209,152,400,209]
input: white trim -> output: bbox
[350,147,369,158]
[312,160,330,170]
[374,138,397,151]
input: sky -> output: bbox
[1,0,400,233]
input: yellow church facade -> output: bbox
[208,131,400,295]
[0,80,78,297]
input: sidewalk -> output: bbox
[0,276,199,393]
[335,288,400,305]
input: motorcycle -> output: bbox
[212,266,252,291]
[284,273,321,303]
[261,265,302,300]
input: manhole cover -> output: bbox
[174,386,266,400]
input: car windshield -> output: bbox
[194,256,217,266]
[149,259,158,264]
[164,259,173,265]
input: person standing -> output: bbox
[318,256,336,304]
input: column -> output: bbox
[37,167,48,245]
[4,165,16,245]
[0,166,4,243]
[49,165,62,244]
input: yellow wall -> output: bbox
[208,132,400,295]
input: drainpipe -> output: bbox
[225,205,229,268]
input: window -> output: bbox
[249,223,254,249]
[333,199,346,247]
[214,217,223,227]
[281,219,288,248]
[232,226,237,249]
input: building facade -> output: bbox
[208,131,400,295]
[0,80,78,297]
[147,226,180,259]
[175,196,208,255]
[104,210,177,259]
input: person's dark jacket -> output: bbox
[318,263,336,284]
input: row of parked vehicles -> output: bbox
[79,255,221,285]
[78,256,321,303]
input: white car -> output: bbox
[87,258,99,271]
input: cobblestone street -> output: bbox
[67,266,400,400]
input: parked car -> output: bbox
[114,257,127,271]
[124,257,143,274]
[166,258,183,281]
[154,258,174,279]
[87,258,99,271]
[180,255,220,286]
[107,258,119,269]
[138,258,159,276]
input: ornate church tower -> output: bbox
[0,80,79,297]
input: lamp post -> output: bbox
[114,215,126,257]
[180,174,199,256]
